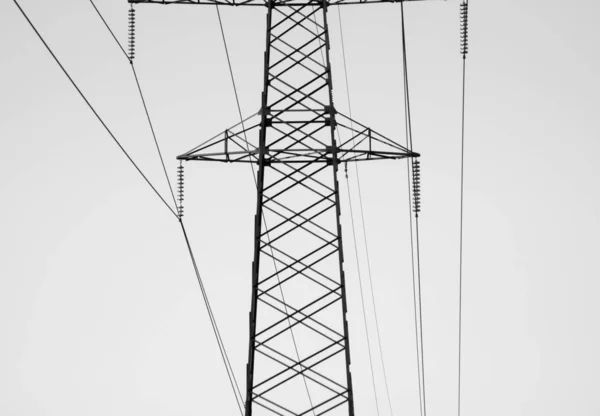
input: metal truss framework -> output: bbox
[132,0,420,415]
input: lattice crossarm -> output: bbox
[129,0,436,7]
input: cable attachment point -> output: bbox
[460,1,469,57]
[412,158,421,217]
[128,6,136,61]
[177,161,184,218]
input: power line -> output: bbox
[91,3,246,410]
[457,59,466,416]
[179,220,245,415]
[336,6,394,415]
[89,0,129,61]
[17,2,244,411]
[326,7,383,415]
[13,0,178,220]
[304,10,382,414]
[214,5,249,148]
[130,64,179,211]
[344,165,381,416]
[90,0,179,212]
[400,3,427,416]
[458,1,470,416]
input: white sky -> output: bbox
[1,0,599,415]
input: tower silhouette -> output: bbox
[131,0,423,414]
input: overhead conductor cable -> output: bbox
[17,1,245,413]
[400,2,427,416]
[93,3,246,412]
[336,6,394,416]
[458,1,469,416]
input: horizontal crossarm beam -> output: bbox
[177,111,419,164]
[129,0,433,7]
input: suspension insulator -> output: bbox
[177,162,184,218]
[460,1,469,57]
[412,159,421,217]
[128,6,136,61]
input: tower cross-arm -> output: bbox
[129,0,432,7]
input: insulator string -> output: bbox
[412,159,421,217]
[128,6,136,61]
[177,161,185,218]
[460,1,469,58]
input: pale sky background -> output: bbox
[1,0,599,415]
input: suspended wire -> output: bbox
[344,164,381,416]
[179,220,245,415]
[400,2,427,416]
[89,0,179,212]
[309,6,384,413]
[458,1,470,416]
[37,2,244,412]
[130,65,179,211]
[336,6,393,415]
[118,5,245,410]
[12,0,178,220]
[89,0,128,60]
[403,147,424,416]
[214,7,316,413]
[404,156,424,416]
[214,6,249,149]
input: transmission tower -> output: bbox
[131,0,428,414]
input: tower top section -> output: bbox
[129,0,430,7]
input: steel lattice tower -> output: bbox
[132,0,425,414]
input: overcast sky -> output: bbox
[1,0,599,415]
